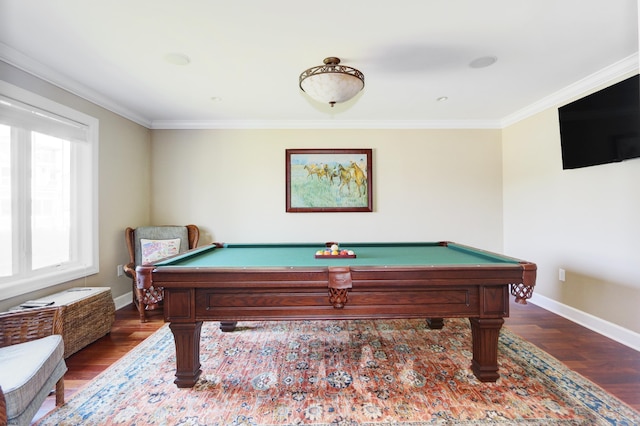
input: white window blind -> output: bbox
[0,95,88,141]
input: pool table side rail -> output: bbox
[143,252,536,297]
[138,242,537,307]
[155,241,535,269]
[138,265,534,323]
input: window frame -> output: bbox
[0,81,99,300]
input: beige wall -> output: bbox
[502,74,640,334]
[150,129,504,250]
[0,62,151,311]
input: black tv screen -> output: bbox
[558,74,640,169]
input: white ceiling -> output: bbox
[0,0,638,129]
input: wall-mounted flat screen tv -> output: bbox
[558,74,640,170]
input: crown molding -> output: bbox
[0,43,152,128]
[2,42,637,131]
[149,119,503,130]
[501,53,639,128]
[2,42,498,130]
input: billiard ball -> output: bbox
[330,244,339,251]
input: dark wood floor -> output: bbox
[33,301,640,423]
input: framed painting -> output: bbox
[286,148,373,212]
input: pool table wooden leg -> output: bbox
[220,321,238,332]
[426,317,444,329]
[469,317,504,382]
[169,321,202,388]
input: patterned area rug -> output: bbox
[36,318,639,425]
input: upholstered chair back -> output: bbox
[133,226,190,266]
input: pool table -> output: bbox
[136,241,536,388]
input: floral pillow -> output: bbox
[140,238,181,264]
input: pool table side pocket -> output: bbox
[328,266,353,309]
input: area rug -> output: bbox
[36,318,639,425]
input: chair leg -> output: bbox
[55,378,65,406]
[134,288,147,323]
[137,299,147,323]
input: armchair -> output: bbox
[0,307,67,426]
[124,224,200,322]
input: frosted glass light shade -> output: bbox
[299,57,365,107]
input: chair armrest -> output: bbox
[0,307,61,348]
[123,261,136,279]
[186,224,200,249]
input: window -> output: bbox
[0,81,99,300]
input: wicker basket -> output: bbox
[57,288,115,357]
[11,288,115,358]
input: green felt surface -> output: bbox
[155,242,519,268]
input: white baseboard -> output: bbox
[114,291,133,311]
[529,293,640,352]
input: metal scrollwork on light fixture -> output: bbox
[299,57,365,107]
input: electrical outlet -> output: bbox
[117,264,124,277]
[558,268,565,282]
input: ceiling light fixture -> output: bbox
[299,57,365,107]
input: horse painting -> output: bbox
[286,149,372,212]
